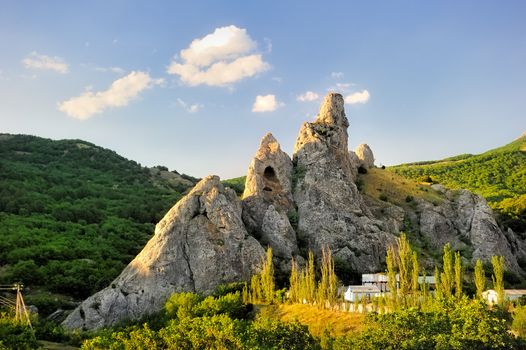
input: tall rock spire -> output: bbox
[292,93,394,271]
[242,133,298,267]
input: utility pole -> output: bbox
[13,283,32,327]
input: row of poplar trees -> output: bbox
[387,233,506,309]
[245,246,339,308]
[245,232,506,309]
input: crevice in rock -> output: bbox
[181,238,196,292]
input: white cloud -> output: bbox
[252,94,282,113]
[58,71,163,120]
[345,90,370,104]
[22,52,69,74]
[176,98,203,113]
[167,25,270,87]
[331,72,344,79]
[297,91,319,102]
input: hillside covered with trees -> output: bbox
[390,134,526,231]
[0,134,197,304]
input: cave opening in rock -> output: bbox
[263,166,277,181]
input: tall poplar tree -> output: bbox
[440,243,454,299]
[491,255,505,306]
[454,251,463,299]
[474,259,486,299]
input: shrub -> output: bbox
[164,292,201,319]
[0,313,39,350]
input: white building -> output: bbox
[482,289,526,304]
[361,273,435,292]
[344,285,383,302]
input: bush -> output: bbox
[164,292,202,319]
[246,317,320,350]
[0,313,39,350]
[513,305,526,338]
[194,292,247,319]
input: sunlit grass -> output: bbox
[360,167,444,207]
[257,304,366,337]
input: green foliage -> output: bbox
[249,248,276,304]
[513,305,526,338]
[0,313,38,350]
[164,292,201,319]
[454,251,463,299]
[246,317,320,350]
[441,243,454,299]
[333,299,524,350]
[391,136,526,229]
[221,176,246,196]
[492,256,505,306]
[195,292,247,319]
[475,259,486,299]
[81,292,319,350]
[0,134,194,299]
[316,246,338,307]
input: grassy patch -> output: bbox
[359,168,444,208]
[257,304,365,337]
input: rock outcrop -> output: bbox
[242,133,298,268]
[415,188,520,271]
[63,92,526,330]
[62,176,264,330]
[355,144,375,169]
[292,93,396,272]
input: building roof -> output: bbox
[505,289,526,296]
[483,289,526,296]
[346,285,381,293]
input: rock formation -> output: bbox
[355,143,375,169]
[63,92,525,330]
[415,187,520,271]
[62,176,264,330]
[292,93,396,272]
[242,133,298,268]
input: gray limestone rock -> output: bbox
[62,176,264,330]
[242,133,298,265]
[414,189,520,272]
[355,144,375,169]
[292,93,396,272]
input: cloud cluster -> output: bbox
[167,25,269,87]
[252,94,281,112]
[345,90,370,104]
[297,91,319,102]
[22,52,69,74]
[58,71,163,120]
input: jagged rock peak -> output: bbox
[62,174,264,330]
[316,92,349,128]
[241,132,297,263]
[243,132,293,204]
[355,143,375,169]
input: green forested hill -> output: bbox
[391,134,526,231]
[0,134,197,302]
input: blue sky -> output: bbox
[1,1,525,178]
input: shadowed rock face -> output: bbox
[242,133,298,265]
[292,93,396,272]
[417,186,520,271]
[62,176,264,330]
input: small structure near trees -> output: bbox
[482,289,526,305]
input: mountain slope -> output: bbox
[0,134,197,301]
[390,134,526,231]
